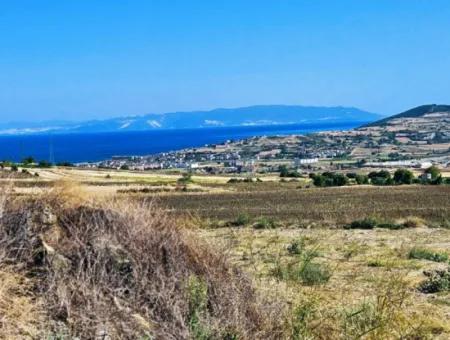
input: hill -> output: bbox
[0,105,381,135]
[363,104,450,127]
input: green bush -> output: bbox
[418,268,450,293]
[408,248,448,263]
[273,243,331,285]
[346,218,378,230]
[233,213,251,226]
[377,222,404,230]
[299,261,332,285]
[253,217,276,229]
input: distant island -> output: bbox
[0,105,381,135]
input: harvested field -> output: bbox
[158,185,450,225]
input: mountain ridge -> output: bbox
[0,105,381,135]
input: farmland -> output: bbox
[156,185,450,226]
[1,166,450,339]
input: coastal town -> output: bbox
[83,110,450,175]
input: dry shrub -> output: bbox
[0,269,45,339]
[398,216,426,229]
[0,184,283,339]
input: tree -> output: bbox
[425,166,441,180]
[312,172,349,187]
[423,166,442,185]
[333,173,349,186]
[38,160,52,168]
[312,174,325,187]
[22,156,35,165]
[369,170,393,186]
[355,174,369,185]
[393,169,414,185]
[279,165,289,177]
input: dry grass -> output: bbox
[0,269,45,339]
[202,226,450,339]
[0,182,283,339]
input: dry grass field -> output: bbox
[200,226,450,339]
[1,168,450,339]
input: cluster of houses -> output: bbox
[89,150,323,174]
[365,160,433,169]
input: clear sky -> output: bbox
[1,0,450,122]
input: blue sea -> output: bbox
[0,122,365,163]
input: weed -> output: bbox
[232,213,251,227]
[408,248,449,263]
[289,300,318,339]
[253,217,276,229]
[273,243,331,285]
[187,275,211,339]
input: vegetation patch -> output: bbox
[418,268,450,294]
[346,218,378,229]
[272,241,331,285]
[409,248,449,263]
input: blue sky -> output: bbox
[1,0,450,121]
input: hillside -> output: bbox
[99,103,449,173]
[0,105,380,135]
[363,104,450,127]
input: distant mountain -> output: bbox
[362,104,450,127]
[0,105,381,135]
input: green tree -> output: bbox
[312,174,325,187]
[22,156,35,165]
[393,169,414,185]
[425,166,441,180]
[368,170,392,186]
[355,174,369,185]
[279,165,289,177]
[38,160,52,168]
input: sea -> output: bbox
[0,122,366,163]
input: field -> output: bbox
[1,167,450,339]
[157,185,450,226]
[201,226,450,338]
